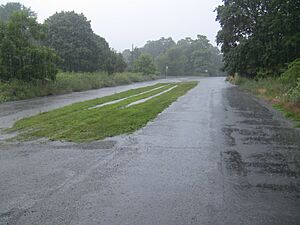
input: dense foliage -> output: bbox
[0,1,225,86]
[133,54,156,75]
[0,71,159,103]
[0,2,127,83]
[44,11,99,72]
[280,59,300,87]
[123,36,224,76]
[0,2,35,22]
[44,11,126,73]
[0,6,59,82]
[216,0,300,77]
[142,37,176,59]
[280,59,300,103]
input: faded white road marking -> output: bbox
[125,85,178,108]
[88,85,168,110]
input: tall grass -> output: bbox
[0,72,161,103]
[233,76,286,100]
[230,59,300,105]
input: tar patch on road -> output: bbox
[220,86,300,217]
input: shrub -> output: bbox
[286,78,300,104]
[0,72,161,103]
[280,59,300,87]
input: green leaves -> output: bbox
[133,54,156,75]
[0,2,36,22]
[156,36,223,76]
[0,11,60,82]
[44,11,98,72]
[0,6,128,81]
[216,0,300,77]
[123,36,224,76]
[44,11,126,74]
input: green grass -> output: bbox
[0,72,161,103]
[273,104,300,128]
[9,81,198,143]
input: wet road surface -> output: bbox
[0,77,299,225]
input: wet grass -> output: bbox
[273,104,300,128]
[0,72,161,103]
[9,81,198,143]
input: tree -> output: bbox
[0,2,36,22]
[44,11,99,72]
[44,11,126,74]
[122,47,141,71]
[93,33,111,71]
[0,12,59,81]
[157,47,187,76]
[216,0,300,77]
[141,37,175,58]
[133,54,156,75]
[153,36,224,76]
[105,51,126,74]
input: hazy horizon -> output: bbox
[1,0,223,51]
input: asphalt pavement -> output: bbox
[0,77,299,225]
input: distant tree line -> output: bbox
[0,2,225,82]
[0,2,126,82]
[122,36,224,76]
[216,0,300,78]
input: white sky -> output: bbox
[0,0,223,52]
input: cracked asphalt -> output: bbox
[0,77,299,225]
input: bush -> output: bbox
[280,58,300,87]
[0,72,161,103]
[286,78,300,104]
[227,74,246,85]
[133,54,156,75]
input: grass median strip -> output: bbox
[11,83,168,129]
[9,81,198,143]
[88,84,168,109]
[125,85,178,108]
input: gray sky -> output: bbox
[1,0,223,51]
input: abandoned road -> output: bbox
[0,77,299,225]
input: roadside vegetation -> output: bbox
[228,59,300,127]
[9,82,198,142]
[0,2,223,104]
[216,0,300,126]
[0,72,160,103]
[0,3,159,103]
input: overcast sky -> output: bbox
[1,0,223,52]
